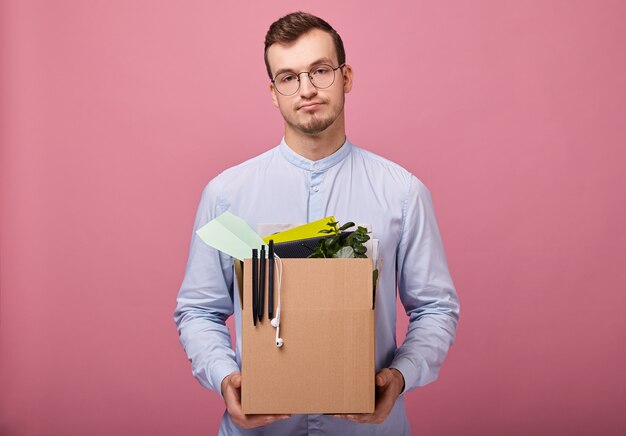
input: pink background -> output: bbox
[1,1,625,435]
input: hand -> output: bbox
[221,372,291,429]
[335,368,405,425]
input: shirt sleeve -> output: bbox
[390,175,460,393]
[174,180,240,397]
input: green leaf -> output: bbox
[338,222,355,231]
[306,220,371,261]
[333,246,355,258]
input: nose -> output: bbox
[298,73,318,98]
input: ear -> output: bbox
[269,83,279,108]
[341,64,353,94]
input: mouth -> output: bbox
[298,102,323,111]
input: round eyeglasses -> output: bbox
[271,63,345,96]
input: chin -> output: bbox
[298,119,335,135]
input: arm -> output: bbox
[391,175,460,393]
[174,181,240,394]
[340,175,459,425]
[174,182,292,428]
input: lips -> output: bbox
[298,102,323,110]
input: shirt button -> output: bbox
[313,187,319,192]
[314,164,320,170]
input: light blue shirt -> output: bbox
[174,138,459,435]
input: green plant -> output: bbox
[309,220,380,298]
[307,220,370,258]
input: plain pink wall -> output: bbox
[2,1,625,435]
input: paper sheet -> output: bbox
[196,211,266,261]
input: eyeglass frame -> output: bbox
[271,63,346,96]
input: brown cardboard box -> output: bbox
[237,258,375,414]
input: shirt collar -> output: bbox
[278,137,353,172]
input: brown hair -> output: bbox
[264,11,346,79]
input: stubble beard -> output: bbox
[284,99,345,135]
[290,114,335,135]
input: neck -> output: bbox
[284,113,347,161]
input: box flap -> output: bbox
[234,259,244,309]
[275,258,373,310]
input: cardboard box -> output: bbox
[236,258,375,414]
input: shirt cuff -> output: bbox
[212,362,241,399]
[390,357,419,395]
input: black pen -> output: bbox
[268,240,274,320]
[259,245,266,321]
[252,248,258,326]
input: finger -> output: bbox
[225,390,243,417]
[238,414,291,429]
[347,412,390,425]
[376,369,390,386]
[343,413,374,424]
[332,414,358,421]
[259,414,291,421]
[223,381,244,422]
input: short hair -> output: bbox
[264,11,346,80]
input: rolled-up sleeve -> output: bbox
[174,181,240,396]
[391,175,460,393]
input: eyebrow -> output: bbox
[273,57,336,78]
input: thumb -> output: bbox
[231,373,242,388]
[376,369,391,386]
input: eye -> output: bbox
[279,73,297,83]
[312,65,332,76]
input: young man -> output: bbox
[175,12,459,435]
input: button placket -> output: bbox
[308,414,322,435]
[308,169,324,221]
[310,170,322,193]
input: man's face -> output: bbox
[267,29,352,136]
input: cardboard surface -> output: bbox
[241,258,375,414]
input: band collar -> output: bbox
[278,137,353,172]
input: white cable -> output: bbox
[275,254,282,312]
[272,254,284,347]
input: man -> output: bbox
[175,11,459,435]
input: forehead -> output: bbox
[266,28,337,74]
